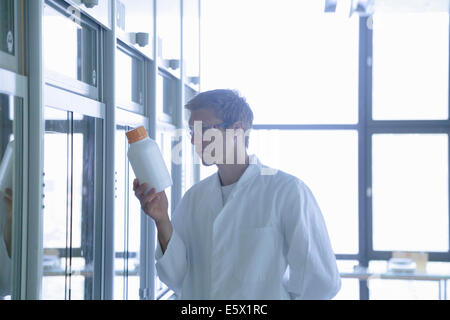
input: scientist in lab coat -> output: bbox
[133,89,341,299]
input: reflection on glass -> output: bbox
[201,0,358,124]
[248,130,359,254]
[71,114,97,300]
[42,107,69,300]
[157,0,180,63]
[116,48,144,106]
[0,0,14,55]
[73,0,111,28]
[117,0,153,56]
[372,12,449,120]
[114,125,127,300]
[157,72,177,120]
[42,108,99,300]
[183,0,200,79]
[43,2,98,87]
[0,93,18,300]
[372,134,449,252]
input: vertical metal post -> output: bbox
[24,0,44,300]
[102,0,117,300]
[358,16,372,300]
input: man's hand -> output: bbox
[133,180,173,253]
[133,179,169,225]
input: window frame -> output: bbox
[43,0,102,101]
[41,86,105,300]
[116,42,147,115]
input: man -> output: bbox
[133,89,341,299]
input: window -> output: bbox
[248,130,359,254]
[183,0,200,88]
[372,12,449,120]
[43,0,100,92]
[115,0,153,57]
[42,107,102,300]
[114,124,141,300]
[201,0,359,125]
[157,0,181,76]
[157,71,178,123]
[372,134,449,252]
[116,46,145,112]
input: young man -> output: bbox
[133,89,341,299]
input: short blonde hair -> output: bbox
[185,89,254,148]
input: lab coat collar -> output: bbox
[211,154,262,207]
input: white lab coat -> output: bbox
[155,154,341,299]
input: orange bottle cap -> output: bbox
[126,126,149,144]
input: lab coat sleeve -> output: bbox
[280,179,341,300]
[155,192,189,293]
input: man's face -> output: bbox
[188,108,230,166]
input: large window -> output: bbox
[114,123,142,300]
[372,12,449,120]
[201,0,450,300]
[43,0,100,97]
[42,107,103,300]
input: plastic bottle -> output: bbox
[126,126,172,193]
[0,140,14,199]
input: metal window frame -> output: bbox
[0,68,28,300]
[114,112,148,300]
[41,95,105,301]
[43,0,102,100]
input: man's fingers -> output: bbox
[142,189,159,206]
[133,179,139,191]
[135,183,150,198]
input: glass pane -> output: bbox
[157,72,177,121]
[70,113,97,300]
[0,94,20,299]
[43,2,98,87]
[157,0,181,70]
[182,132,194,195]
[248,130,359,254]
[116,48,144,107]
[0,0,14,55]
[369,279,441,300]
[127,164,140,300]
[333,260,360,300]
[159,129,174,217]
[42,107,69,300]
[75,0,111,29]
[201,0,359,124]
[114,124,127,300]
[183,0,200,80]
[117,0,153,57]
[372,12,449,120]
[372,134,449,252]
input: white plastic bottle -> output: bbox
[0,140,14,199]
[126,126,172,193]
